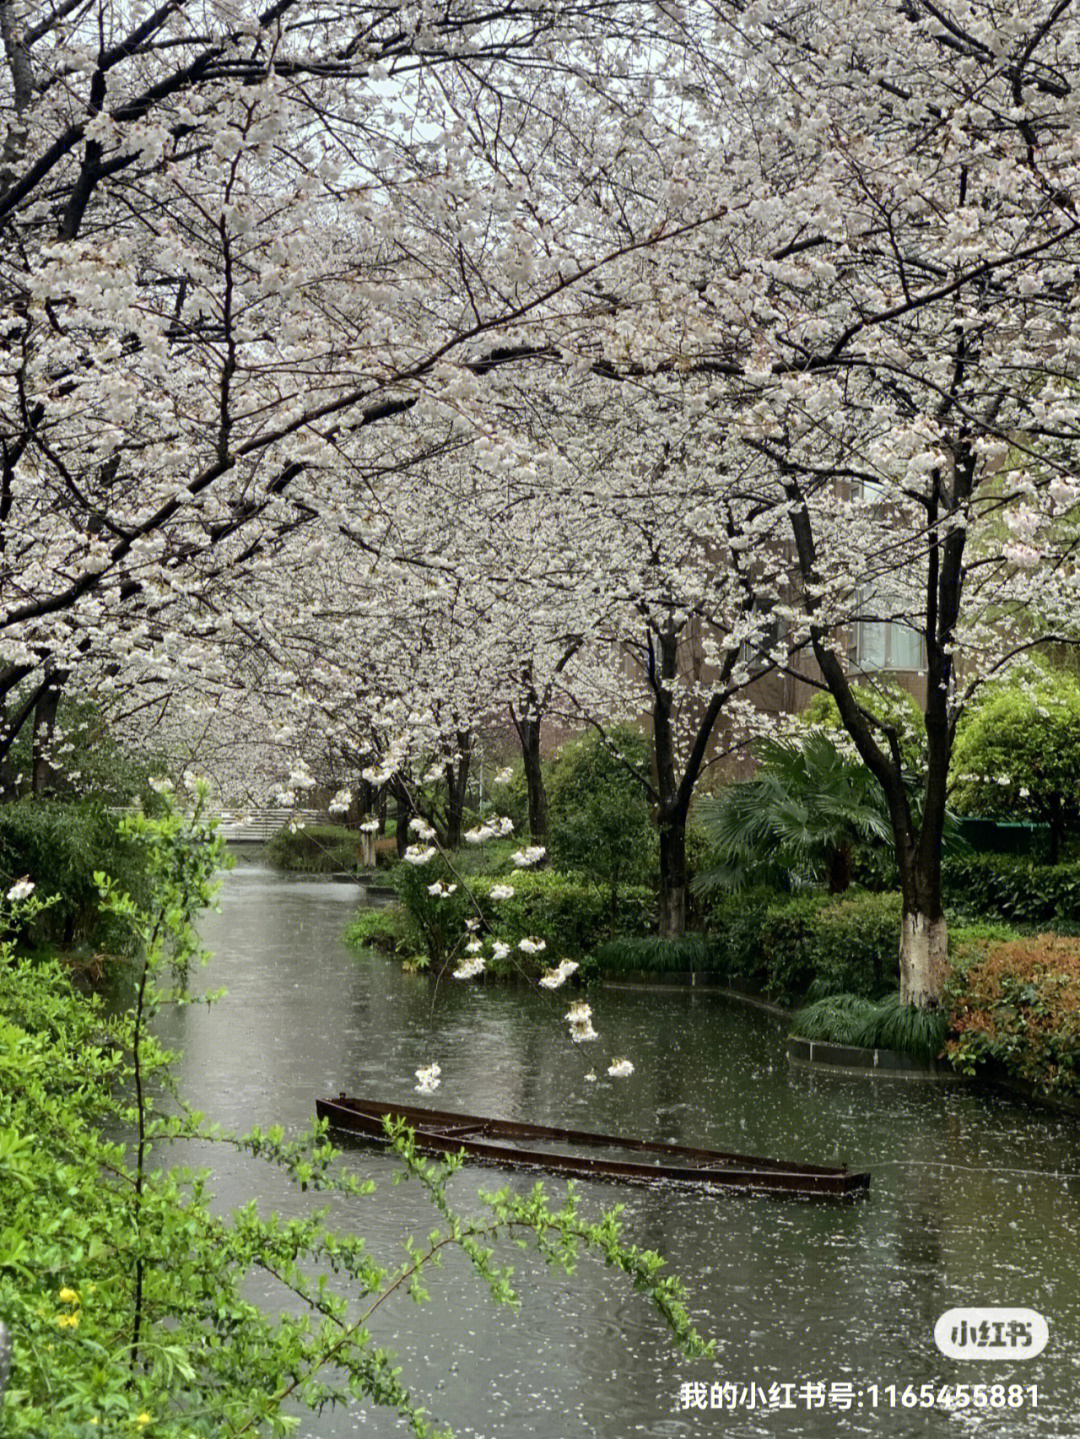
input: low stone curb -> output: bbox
[786,1034,966,1081]
[600,972,790,1019]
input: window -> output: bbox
[850,588,924,672]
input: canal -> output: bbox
[155,863,1080,1437]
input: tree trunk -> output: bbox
[445,730,471,850]
[511,704,548,842]
[346,778,374,831]
[31,671,64,794]
[658,813,688,939]
[394,783,411,859]
[520,716,547,841]
[826,843,851,894]
[897,842,949,1008]
[784,461,966,1011]
[899,910,949,1008]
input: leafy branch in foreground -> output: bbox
[0,792,712,1436]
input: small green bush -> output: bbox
[707,887,776,983]
[547,725,657,896]
[943,852,1080,924]
[265,823,362,873]
[471,870,655,959]
[392,856,473,971]
[946,933,1080,1096]
[0,797,151,951]
[344,907,406,954]
[390,856,655,975]
[809,891,902,997]
[707,888,901,1002]
[444,837,519,877]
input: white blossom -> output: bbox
[565,1001,598,1043]
[489,884,515,900]
[538,959,578,989]
[607,1059,634,1079]
[511,846,546,868]
[403,845,436,866]
[6,878,35,903]
[415,1064,441,1094]
[453,956,486,980]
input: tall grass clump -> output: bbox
[792,991,950,1062]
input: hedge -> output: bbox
[344,907,406,954]
[706,888,902,1002]
[0,797,151,951]
[469,870,655,959]
[946,933,1080,1098]
[942,852,1080,925]
[388,859,655,974]
[265,823,363,873]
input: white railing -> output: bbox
[213,808,334,842]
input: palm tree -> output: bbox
[696,729,894,895]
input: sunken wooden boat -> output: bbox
[316,1095,870,1199]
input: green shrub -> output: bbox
[755,895,826,999]
[392,854,473,971]
[707,888,901,1003]
[344,907,406,954]
[943,852,1080,924]
[547,725,657,897]
[265,822,362,873]
[707,887,775,983]
[444,837,519,877]
[809,891,902,997]
[946,933,1080,1096]
[0,797,151,951]
[390,855,655,976]
[593,933,723,975]
[471,870,654,960]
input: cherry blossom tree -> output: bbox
[576,0,1080,1004]
[10,0,1080,1017]
[0,0,704,765]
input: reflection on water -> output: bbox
[149,865,1080,1437]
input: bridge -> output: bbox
[212,808,335,843]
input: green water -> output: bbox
[153,863,1080,1437]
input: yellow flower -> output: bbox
[58,1287,80,1305]
[135,1415,151,1426]
[55,1311,80,1329]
